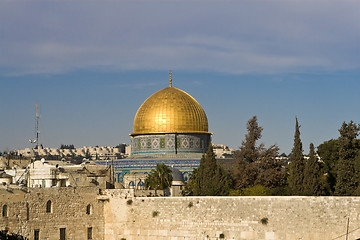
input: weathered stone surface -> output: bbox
[103,192,360,240]
[0,187,104,240]
[2,188,360,240]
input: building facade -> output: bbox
[97,75,211,183]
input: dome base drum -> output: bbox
[131,133,211,157]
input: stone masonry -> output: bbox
[3,188,360,240]
[0,187,105,240]
[103,191,360,240]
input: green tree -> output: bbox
[60,144,75,149]
[235,116,263,163]
[334,121,360,195]
[255,145,287,189]
[288,117,305,195]
[241,185,271,196]
[187,145,231,196]
[0,230,27,240]
[234,116,286,191]
[303,143,325,195]
[145,163,173,190]
[317,139,339,193]
[233,116,263,188]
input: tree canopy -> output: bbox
[60,144,75,149]
[145,163,173,190]
[288,117,305,195]
[334,121,360,195]
[233,116,286,194]
[186,144,231,196]
[303,143,326,195]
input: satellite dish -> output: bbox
[41,158,45,163]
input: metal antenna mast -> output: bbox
[29,103,40,149]
[35,103,39,148]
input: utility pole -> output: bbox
[346,217,350,240]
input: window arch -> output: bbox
[46,200,52,213]
[2,205,7,217]
[86,204,91,215]
[137,181,144,190]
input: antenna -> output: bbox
[36,103,39,148]
[29,103,40,149]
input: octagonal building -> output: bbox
[130,78,211,157]
[97,73,211,185]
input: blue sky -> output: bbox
[1,0,360,154]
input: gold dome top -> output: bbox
[131,86,209,135]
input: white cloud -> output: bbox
[0,0,359,76]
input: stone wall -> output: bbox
[3,188,360,240]
[103,192,360,240]
[0,187,105,240]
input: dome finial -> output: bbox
[169,70,172,87]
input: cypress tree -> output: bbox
[288,117,305,195]
[303,143,324,195]
[334,121,360,195]
[189,144,231,196]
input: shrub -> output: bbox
[126,199,133,205]
[152,210,159,217]
[260,217,268,225]
[242,185,270,196]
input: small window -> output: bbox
[86,204,91,215]
[87,227,92,240]
[2,205,7,217]
[26,203,30,220]
[46,200,52,213]
[60,228,66,240]
[34,229,40,240]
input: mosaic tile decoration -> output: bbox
[131,133,210,155]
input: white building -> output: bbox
[15,145,125,160]
[5,159,112,188]
[212,144,235,158]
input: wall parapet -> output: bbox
[103,194,360,240]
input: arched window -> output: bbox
[2,205,7,217]
[129,181,135,189]
[86,204,91,215]
[183,172,189,181]
[46,200,52,213]
[137,181,144,190]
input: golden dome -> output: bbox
[131,86,209,135]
